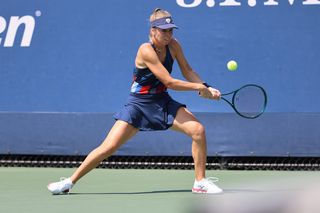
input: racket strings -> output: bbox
[233,86,266,118]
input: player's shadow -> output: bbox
[69,189,190,195]
[67,188,303,196]
[68,189,266,195]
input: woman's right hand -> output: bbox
[199,85,221,100]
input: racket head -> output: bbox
[221,84,267,119]
[232,84,267,119]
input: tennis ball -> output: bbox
[227,60,238,71]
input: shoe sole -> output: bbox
[192,188,223,194]
[192,188,207,193]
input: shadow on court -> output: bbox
[66,188,303,196]
[69,189,190,195]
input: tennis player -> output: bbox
[47,8,222,194]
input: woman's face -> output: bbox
[153,28,173,46]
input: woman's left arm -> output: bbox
[172,39,203,83]
[172,39,221,99]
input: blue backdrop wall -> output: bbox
[1,0,320,156]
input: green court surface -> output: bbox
[1,168,320,213]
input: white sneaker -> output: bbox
[47,177,73,195]
[192,177,223,194]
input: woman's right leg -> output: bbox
[70,120,138,184]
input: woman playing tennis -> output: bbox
[48,8,222,194]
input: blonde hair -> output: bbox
[149,8,172,22]
[149,8,172,42]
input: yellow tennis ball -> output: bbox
[227,60,238,71]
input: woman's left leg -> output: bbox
[170,107,207,181]
[170,107,223,194]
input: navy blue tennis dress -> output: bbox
[114,44,186,131]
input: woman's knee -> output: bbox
[190,122,206,142]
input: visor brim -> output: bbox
[156,24,178,30]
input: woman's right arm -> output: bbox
[137,43,210,94]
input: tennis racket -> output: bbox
[220,84,267,119]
